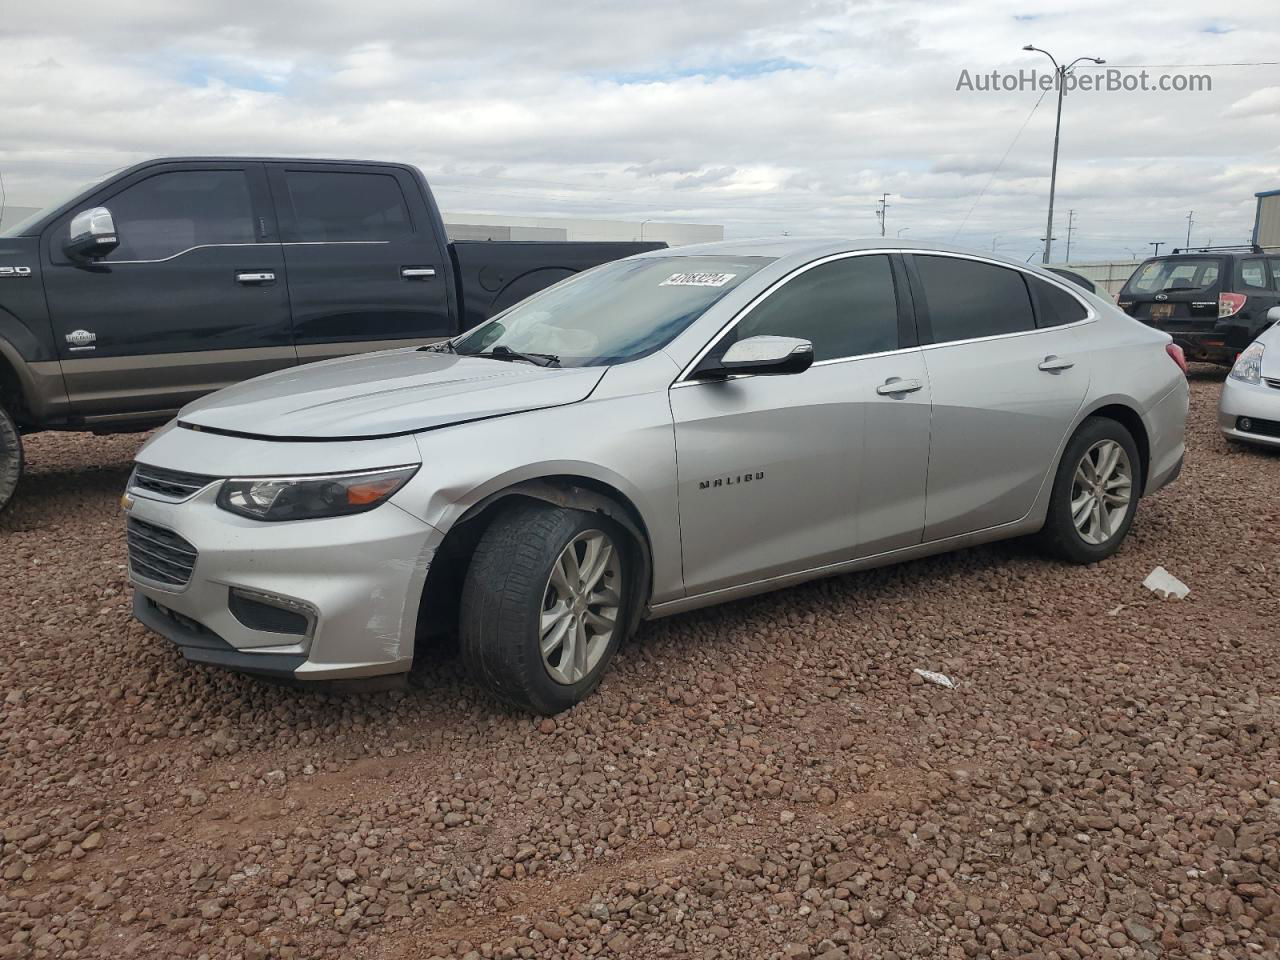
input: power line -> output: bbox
[951,86,1052,241]
[1078,61,1279,68]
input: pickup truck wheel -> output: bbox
[0,404,22,513]
[1037,417,1140,565]
[459,501,632,714]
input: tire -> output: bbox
[1037,417,1141,564]
[459,501,635,714]
[0,404,22,514]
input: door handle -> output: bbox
[876,377,924,396]
[236,271,275,284]
[1038,355,1075,372]
[401,266,437,279]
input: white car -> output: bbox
[1219,307,1280,448]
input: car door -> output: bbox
[42,162,293,421]
[266,164,453,362]
[670,253,932,596]
[905,253,1092,542]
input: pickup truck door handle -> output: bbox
[401,266,437,280]
[876,377,924,396]
[1038,355,1075,372]
[235,271,275,284]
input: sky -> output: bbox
[3,0,1278,262]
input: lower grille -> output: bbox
[1237,416,1280,439]
[127,517,198,587]
[1264,378,1280,390]
[130,464,220,500]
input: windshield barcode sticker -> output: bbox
[660,272,737,287]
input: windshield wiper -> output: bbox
[469,345,560,367]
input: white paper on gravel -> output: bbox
[913,668,955,689]
[1142,566,1190,599]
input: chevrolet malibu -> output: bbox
[124,239,1189,714]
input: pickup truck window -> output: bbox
[455,255,771,367]
[284,171,413,242]
[98,170,255,262]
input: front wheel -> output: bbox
[459,501,634,714]
[0,404,23,513]
[1037,417,1141,564]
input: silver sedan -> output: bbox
[1219,307,1280,448]
[123,239,1189,713]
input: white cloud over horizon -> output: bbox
[4,0,1279,262]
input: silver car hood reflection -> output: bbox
[177,348,606,440]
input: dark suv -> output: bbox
[1117,246,1280,365]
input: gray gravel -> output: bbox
[2,369,1278,960]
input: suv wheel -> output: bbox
[0,404,22,513]
[459,501,634,714]
[1037,417,1141,564]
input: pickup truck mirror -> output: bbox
[64,207,120,261]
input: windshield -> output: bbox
[1121,257,1222,296]
[0,176,109,238]
[454,255,772,367]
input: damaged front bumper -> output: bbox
[126,483,442,681]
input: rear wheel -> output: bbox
[1037,417,1140,564]
[459,501,634,714]
[0,404,22,513]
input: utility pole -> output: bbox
[1022,45,1105,265]
[875,194,890,237]
[1064,209,1076,262]
[1148,241,1163,257]
[1185,211,1194,248]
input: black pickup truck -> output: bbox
[0,157,663,510]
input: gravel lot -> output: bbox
[2,370,1278,960]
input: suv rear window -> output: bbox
[1122,258,1221,296]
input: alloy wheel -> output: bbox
[540,530,622,685]
[1070,439,1133,545]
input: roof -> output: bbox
[1256,189,1280,199]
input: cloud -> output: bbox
[2,0,1278,261]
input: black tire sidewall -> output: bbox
[1045,418,1141,563]
[0,405,22,513]
[461,503,636,714]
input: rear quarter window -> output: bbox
[1028,276,1089,327]
[1237,258,1271,292]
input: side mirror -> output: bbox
[1267,306,1280,325]
[716,335,814,376]
[64,207,119,261]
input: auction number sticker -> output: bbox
[660,272,737,287]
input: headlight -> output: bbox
[216,466,418,522]
[1229,342,1265,385]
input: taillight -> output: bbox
[1165,342,1188,375]
[1219,293,1247,318]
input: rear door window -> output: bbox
[914,255,1035,343]
[97,170,255,262]
[1238,258,1270,291]
[1028,276,1089,327]
[727,254,900,362]
[284,170,413,242]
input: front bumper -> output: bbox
[1218,375,1280,449]
[127,483,443,681]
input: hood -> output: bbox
[178,348,607,440]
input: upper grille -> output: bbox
[127,517,198,587]
[131,464,220,500]
[1264,378,1280,391]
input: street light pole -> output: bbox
[1022,45,1105,265]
